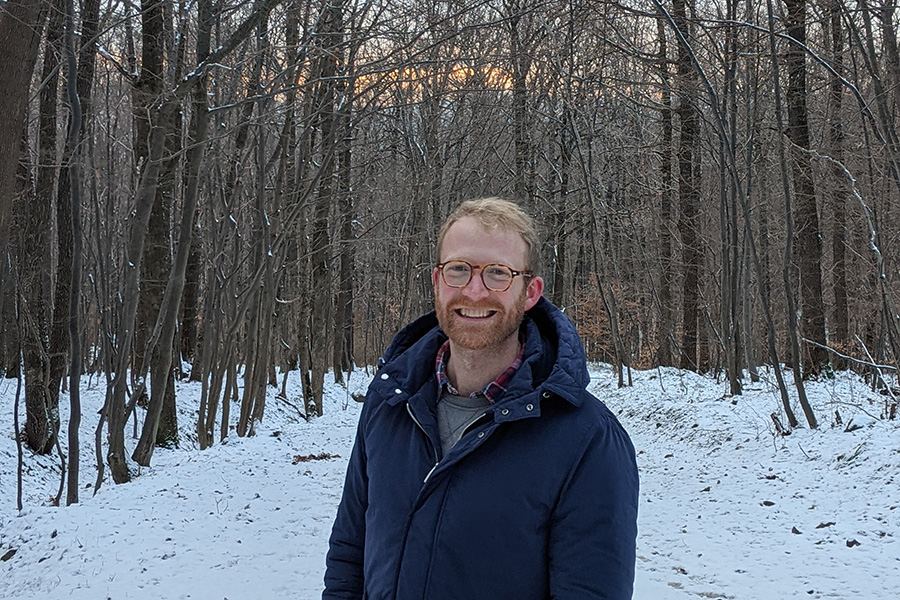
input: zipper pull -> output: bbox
[423,462,439,484]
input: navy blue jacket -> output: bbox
[323,297,639,600]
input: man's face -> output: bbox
[433,216,544,351]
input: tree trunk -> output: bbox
[181,224,201,367]
[768,0,816,427]
[1,267,19,377]
[132,0,181,449]
[656,16,676,368]
[333,71,355,380]
[784,0,828,377]
[61,0,86,505]
[22,0,64,454]
[237,18,275,436]
[49,0,99,433]
[132,1,211,464]
[307,0,344,417]
[673,0,702,371]
[741,237,759,381]
[828,0,848,361]
[106,100,177,483]
[720,0,742,395]
[0,0,45,249]
[509,8,533,204]
[550,135,570,310]
[131,0,166,373]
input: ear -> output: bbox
[433,267,440,295]
[524,276,544,311]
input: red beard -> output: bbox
[435,291,527,351]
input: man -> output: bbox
[324,198,639,600]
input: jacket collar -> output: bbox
[376,297,588,410]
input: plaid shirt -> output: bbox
[435,339,524,404]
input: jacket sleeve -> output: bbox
[548,412,639,600]
[323,418,368,600]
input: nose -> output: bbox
[461,266,491,300]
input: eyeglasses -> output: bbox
[436,260,533,292]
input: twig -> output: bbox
[274,393,308,422]
[803,337,896,372]
[343,368,351,411]
[14,353,24,512]
[655,364,667,394]
[770,412,788,436]
[826,400,883,423]
[855,335,898,405]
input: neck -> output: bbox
[446,333,520,397]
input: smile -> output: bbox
[456,308,497,319]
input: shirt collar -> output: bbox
[434,338,525,404]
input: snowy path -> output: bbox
[603,369,899,600]
[0,378,364,600]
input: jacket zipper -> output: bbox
[406,402,440,483]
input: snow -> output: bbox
[1,365,898,599]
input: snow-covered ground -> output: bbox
[1,365,898,599]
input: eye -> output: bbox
[447,262,470,273]
[486,266,511,279]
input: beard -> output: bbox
[435,289,527,351]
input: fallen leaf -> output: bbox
[292,452,340,464]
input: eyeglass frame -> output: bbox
[435,260,534,292]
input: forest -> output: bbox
[1,0,899,505]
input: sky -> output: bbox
[1,363,898,599]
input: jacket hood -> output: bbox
[377,297,590,407]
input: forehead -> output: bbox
[439,216,528,267]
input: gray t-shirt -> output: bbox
[436,388,491,457]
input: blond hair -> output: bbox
[437,197,541,274]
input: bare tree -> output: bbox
[783,0,828,378]
[656,16,677,368]
[19,0,65,454]
[305,0,346,417]
[719,0,743,395]
[671,0,702,371]
[61,0,86,505]
[132,0,212,465]
[827,0,849,364]
[768,0,817,427]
